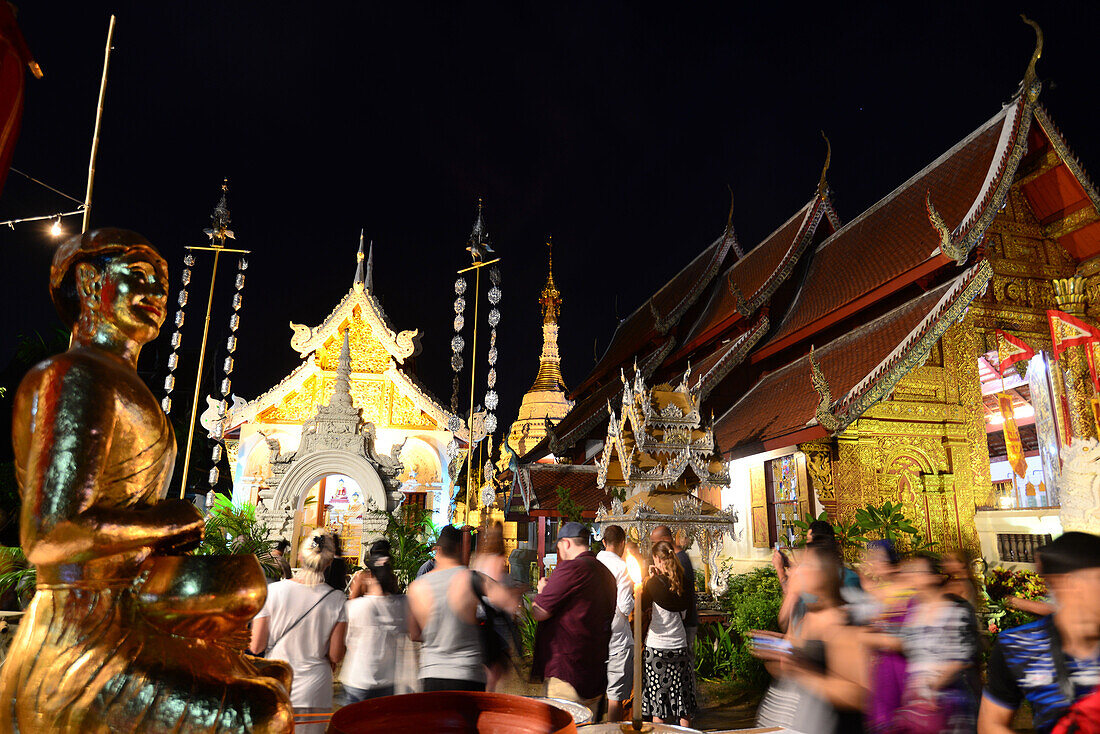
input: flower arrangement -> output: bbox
[982,566,1047,636]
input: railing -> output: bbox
[996,532,1052,564]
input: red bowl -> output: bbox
[328,691,577,734]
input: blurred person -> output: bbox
[866,553,979,733]
[980,532,1100,734]
[471,521,523,691]
[597,524,635,722]
[642,540,697,727]
[755,541,867,733]
[857,540,913,733]
[532,522,616,720]
[407,525,514,692]
[943,548,980,609]
[251,529,348,711]
[650,525,698,649]
[325,532,349,592]
[778,534,855,632]
[272,538,293,580]
[340,545,407,703]
[350,539,392,599]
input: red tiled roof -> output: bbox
[760,99,1025,355]
[688,312,770,400]
[526,465,610,517]
[715,279,956,453]
[678,197,826,352]
[573,225,738,396]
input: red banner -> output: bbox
[1047,310,1100,359]
[995,330,1036,375]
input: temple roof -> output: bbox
[512,464,607,518]
[572,216,741,397]
[757,97,1029,360]
[676,193,838,355]
[715,260,992,455]
[231,239,453,434]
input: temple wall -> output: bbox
[830,317,991,554]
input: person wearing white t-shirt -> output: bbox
[341,547,408,702]
[596,524,635,722]
[251,530,348,711]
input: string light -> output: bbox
[49,217,62,237]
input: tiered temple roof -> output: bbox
[229,235,457,438]
[523,32,1100,470]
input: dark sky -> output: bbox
[4,2,1100,443]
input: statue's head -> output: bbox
[50,228,169,345]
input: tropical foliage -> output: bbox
[0,546,35,608]
[553,485,585,525]
[369,503,440,590]
[694,621,739,682]
[791,510,868,551]
[853,500,935,554]
[193,494,281,580]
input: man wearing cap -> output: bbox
[531,521,617,719]
[979,532,1100,733]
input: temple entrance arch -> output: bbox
[273,449,389,561]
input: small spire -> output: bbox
[354,229,365,293]
[466,197,495,262]
[366,240,374,292]
[329,328,355,409]
[817,131,832,198]
[203,177,235,245]
[540,235,561,325]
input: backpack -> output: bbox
[1052,686,1100,734]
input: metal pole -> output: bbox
[180,247,222,498]
[83,15,115,233]
[464,264,481,525]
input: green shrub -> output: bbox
[716,566,783,689]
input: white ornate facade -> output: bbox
[224,238,458,543]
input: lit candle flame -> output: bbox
[625,552,642,585]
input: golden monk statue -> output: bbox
[1,229,293,732]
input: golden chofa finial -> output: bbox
[1021,14,1043,101]
[817,131,831,198]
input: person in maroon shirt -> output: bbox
[532,522,616,719]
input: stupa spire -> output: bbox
[329,328,355,409]
[507,236,572,456]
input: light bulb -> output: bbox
[49,218,62,237]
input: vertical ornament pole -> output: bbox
[176,180,251,499]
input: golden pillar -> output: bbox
[1052,277,1098,441]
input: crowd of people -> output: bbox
[757,522,1100,734]
[244,520,702,727]
[244,519,1100,734]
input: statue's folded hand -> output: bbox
[150,500,205,553]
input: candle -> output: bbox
[625,552,644,732]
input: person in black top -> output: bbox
[325,532,349,592]
[650,525,697,648]
[980,532,1100,734]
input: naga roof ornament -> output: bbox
[809,345,841,434]
[817,131,832,199]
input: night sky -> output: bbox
[4,3,1100,458]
